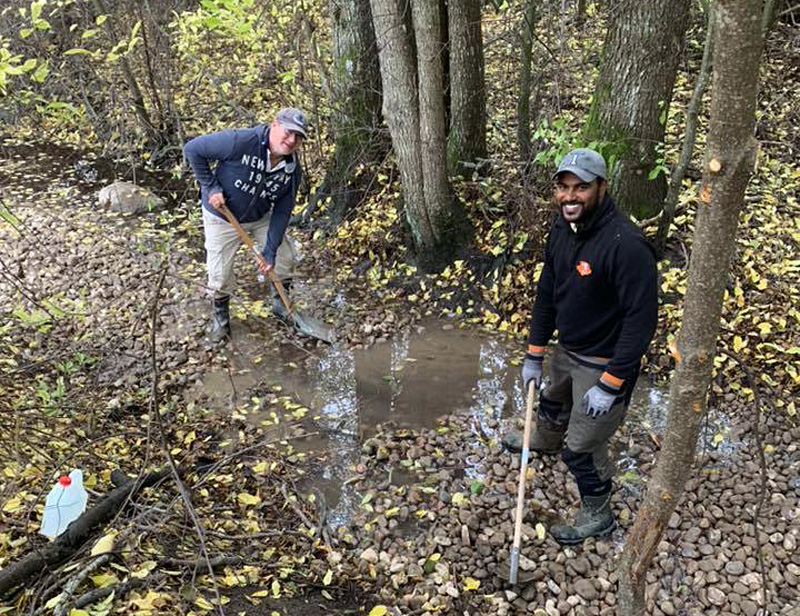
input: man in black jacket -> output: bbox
[503,148,658,544]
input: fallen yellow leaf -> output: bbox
[90,531,116,556]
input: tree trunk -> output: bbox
[369,0,427,242]
[655,3,715,257]
[617,0,763,613]
[370,0,469,271]
[583,0,691,220]
[517,0,539,165]
[576,0,586,24]
[447,0,487,175]
[92,0,160,148]
[307,0,384,223]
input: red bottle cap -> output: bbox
[58,476,72,486]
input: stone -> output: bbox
[573,578,597,601]
[360,547,379,563]
[724,560,745,576]
[98,181,164,215]
[707,587,726,606]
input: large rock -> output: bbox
[98,181,164,215]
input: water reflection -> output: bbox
[198,320,705,527]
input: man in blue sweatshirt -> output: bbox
[184,108,307,343]
[503,148,658,544]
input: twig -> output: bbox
[161,556,243,569]
[52,553,112,616]
[72,573,166,610]
[279,484,315,535]
[147,262,224,616]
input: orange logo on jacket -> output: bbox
[576,261,592,276]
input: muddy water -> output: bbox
[195,319,736,526]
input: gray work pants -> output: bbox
[540,345,635,496]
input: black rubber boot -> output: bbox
[550,493,616,545]
[207,295,231,344]
[271,278,292,322]
[502,420,565,455]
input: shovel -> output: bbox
[508,380,537,585]
[215,204,334,343]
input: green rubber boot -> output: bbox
[502,420,565,455]
[550,493,615,545]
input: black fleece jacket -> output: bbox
[527,195,658,383]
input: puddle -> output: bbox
[195,319,739,528]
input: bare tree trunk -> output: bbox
[762,0,779,34]
[306,0,384,223]
[92,0,160,147]
[655,3,715,257]
[370,0,469,271]
[447,0,487,175]
[517,0,539,165]
[576,0,586,24]
[369,0,427,243]
[583,0,691,220]
[617,0,764,613]
[412,0,450,209]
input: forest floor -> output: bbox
[1,13,800,616]
[0,127,798,616]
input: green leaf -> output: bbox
[31,0,44,21]
[96,15,108,25]
[469,480,484,496]
[32,61,49,83]
[19,27,33,38]
[64,48,92,56]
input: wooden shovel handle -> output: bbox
[215,204,293,315]
[509,380,537,583]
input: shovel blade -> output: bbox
[291,309,334,343]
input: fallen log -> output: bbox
[0,467,171,598]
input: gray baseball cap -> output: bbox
[554,148,606,182]
[276,107,308,138]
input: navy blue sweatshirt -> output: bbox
[527,195,658,384]
[183,125,302,265]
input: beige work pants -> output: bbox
[202,208,298,299]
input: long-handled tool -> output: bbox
[508,380,537,585]
[215,204,334,343]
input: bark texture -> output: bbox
[370,0,469,271]
[309,0,384,222]
[584,0,691,219]
[447,0,487,174]
[617,0,763,613]
[369,0,427,247]
[516,0,539,164]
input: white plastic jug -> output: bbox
[40,469,88,539]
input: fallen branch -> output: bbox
[0,467,170,598]
[53,553,112,616]
[72,573,166,610]
[72,556,243,610]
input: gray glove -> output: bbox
[521,354,543,391]
[582,383,620,418]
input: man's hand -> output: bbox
[256,256,273,275]
[522,354,543,391]
[209,192,226,210]
[582,384,619,418]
